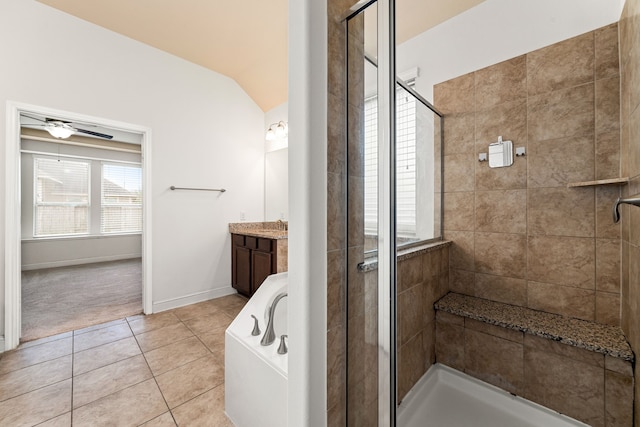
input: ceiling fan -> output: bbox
[21,114,114,140]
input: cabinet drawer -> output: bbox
[245,236,258,249]
[257,238,272,252]
[232,234,245,247]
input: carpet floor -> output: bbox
[21,258,142,342]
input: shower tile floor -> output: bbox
[0,294,247,426]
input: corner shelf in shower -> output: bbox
[567,177,629,188]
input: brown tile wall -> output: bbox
[347,246,450,422]
[619,0,640,425]
[436,311,634,427]
[393,247,450,402]
[434,24,622,326]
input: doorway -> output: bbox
[4,102,153,350]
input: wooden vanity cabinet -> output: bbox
[231,234,287,297]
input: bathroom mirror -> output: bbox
[265,148,288,221]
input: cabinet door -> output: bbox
[252,250,272,294]
[235,246,252,296]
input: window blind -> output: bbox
[34,157,90,237]
[101,163,142,234]
[364,85,417,236]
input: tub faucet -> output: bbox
[612,195,640,223]
[261,292,288,346]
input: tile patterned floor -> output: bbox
[0,294,247,426]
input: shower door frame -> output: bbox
[344,0,398,424]
[375,0,398,424]
[344,0,445,424]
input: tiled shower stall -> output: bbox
[326,0,640,425]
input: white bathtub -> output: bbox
[398,364,588,427]
[225,272,288,427]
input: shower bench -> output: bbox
[434,292,634,427]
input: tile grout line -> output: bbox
[133,315,183,426]
[1,300,241,426]
[70,321,150,416]
[125,316,174,425]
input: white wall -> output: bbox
[396,0,625,103]
[21,235,142,270]
[288,0,328,423]
[264,102,289,221]
[0,0,266,338]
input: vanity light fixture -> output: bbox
[44,121,75,139]
[265,121,288,141]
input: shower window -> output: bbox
[364,85,417,237]
[363,79,442,254]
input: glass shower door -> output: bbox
[345,0,444,425]
[346,1,398,425]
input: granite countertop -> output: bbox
[435,292,634,361]
[229,221,288,240]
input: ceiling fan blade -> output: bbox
[21,114,47,123]
[75,128,114,139]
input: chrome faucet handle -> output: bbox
[277,334,288,354]
[251,315,261,336]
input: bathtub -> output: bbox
[398,364,588,427]
[225,272,288,427]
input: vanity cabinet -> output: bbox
[231,233,287,297]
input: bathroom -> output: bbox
[288,0,640,425]
[3,0,640,426]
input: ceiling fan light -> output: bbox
[45,123,75,139]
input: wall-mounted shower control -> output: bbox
[488,136,513,168]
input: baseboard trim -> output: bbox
[21,254,142,271]
[152,286,238,313]
[0,337,5,353]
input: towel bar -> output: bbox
[170,186,226,193]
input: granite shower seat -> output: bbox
[434,292,634,427]
[435,292,633,361]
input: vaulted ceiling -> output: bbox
[36,0,485,111]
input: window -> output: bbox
[34,158,90,237]
[364,85,417,237]
[32,157,142,238]
[101,163,142,234]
